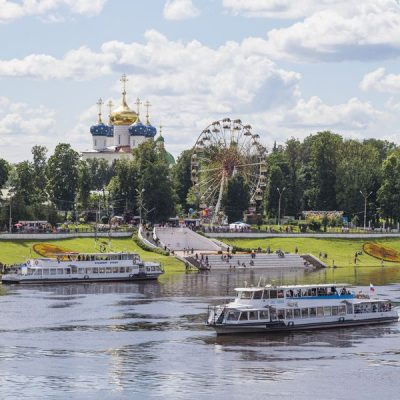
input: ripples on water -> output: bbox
[0,268,399,400]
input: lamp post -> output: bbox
[8,195,12,233]
[136,188,145,225]
[277,187,286,227]
[360,190,372,230]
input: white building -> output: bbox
[82,74,174,165]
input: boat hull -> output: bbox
[2,273,162,284]
[208,315,399,335]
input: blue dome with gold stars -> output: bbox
[90,122,110,136]
[129,119,148,136]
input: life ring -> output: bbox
[129,274,134,278]
[287,321,294,327]
[339,317,345,322]
[84,275,89,280]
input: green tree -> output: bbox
[86,158,114,190]
[0,159,9,189]
[172,150,192,212]
[377,151,400,223]
[77,161,92,210]
[222,175,250,223]
[46,144,80,215]
[133,141,176,224]
[335,140,380,217]
[265,165,285,218]
[107,159,137,217]
[31,145,48,203]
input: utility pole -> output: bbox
[8,196,12,234]
[277,187,286,227]
[360,190,372,230]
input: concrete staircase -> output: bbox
[154,227,222,252]
[193,253,311,270]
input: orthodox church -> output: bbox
[82,74,175,165]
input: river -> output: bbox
[0,266,399,400]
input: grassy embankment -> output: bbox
[0,237,184,277]
[221,237,400,268]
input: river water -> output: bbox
[0,267,399,400]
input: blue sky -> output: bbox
[1,0,400,162]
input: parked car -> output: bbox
[229,221,251,230]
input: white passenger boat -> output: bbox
[206,283,399,334]
[2,252,164,284]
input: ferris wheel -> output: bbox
[191,118,267,221]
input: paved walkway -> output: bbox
[206,232,400,239]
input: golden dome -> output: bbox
[110,74,138,126]
[110,96,137,126]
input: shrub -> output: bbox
[132,234,170,256]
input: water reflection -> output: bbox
[0,267,399,399]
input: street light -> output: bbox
[136,188,145,225]
[360,190,372,230]
[277,187,286,227]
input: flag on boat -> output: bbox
[369,283,375,293]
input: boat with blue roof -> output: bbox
[206,283,398,334]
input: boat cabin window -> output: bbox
[339,305,346,315]
[323,306,331,316]
[93,267,98,273]
[262,290,270,299]
[56,269,63,275]
[286,289,294,298]
[239,312,248,321]
[248,311,258,320]
[277,310,285,319]
[285,309,293,319]
[43,269,49,275]
[317,307,324,317]
[309,308,317,318]
[239,291,252,300]
[301,308,309,318]
[293,309,301,318]
[269,290,277,299]
[253,290,263,300]
[259,310,269,320]
[277,290,284,298]
[226,311,240,321]
[332,306,338,316]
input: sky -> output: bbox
[1,0,400,162]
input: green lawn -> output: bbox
[0,237,184,277]
[221,237,400,268]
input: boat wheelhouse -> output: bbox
[2,252,164,284]
[207,283,398,334]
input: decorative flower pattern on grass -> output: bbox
[33,243,75,257]
[363,242,400,262]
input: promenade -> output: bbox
[206,232,400,239]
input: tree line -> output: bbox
[0,131,399,229]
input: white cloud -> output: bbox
[223,1,400,62]
[266,5,400,62]
[0,30,300,112]
[0,47,114,79]
[0,97,58,160]
[0,0,108,23]
[360,68,400,93]
[163,0,200,20]
[273,96,385,130]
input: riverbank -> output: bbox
[0,237,184,277]
[220,236,400,268]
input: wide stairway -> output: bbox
[154,227,222,252]
[195,253,310,270]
